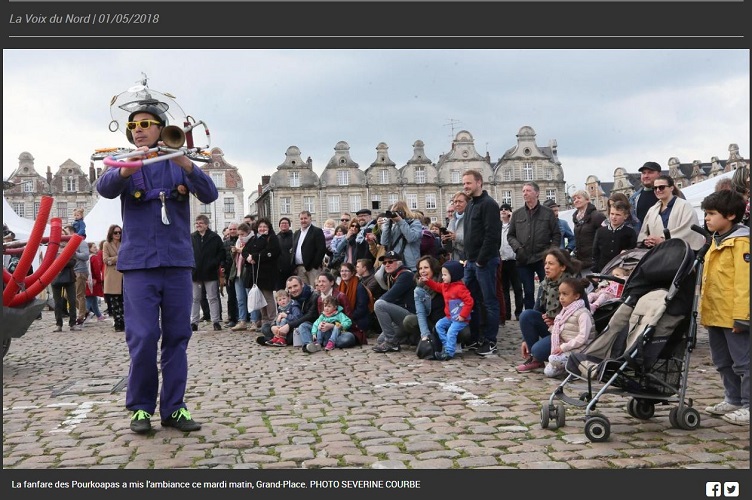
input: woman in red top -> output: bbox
[85,241,106,321]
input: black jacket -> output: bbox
[222,235,238,278]
[463,190,502,266]
[591,224,637,273]
[241,232,281,291]
[276,230,294,278]
[291,225,327,271]
[507,202,561,265]
[573,203,607,270]
[191,229,225,282]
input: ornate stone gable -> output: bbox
[50,159,91,193]
[320,141,365,188]
[269,145,319,189]
[436,130,493,192]
[5,152,49,196]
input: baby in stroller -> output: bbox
[545,277,596,378]
[588,266,630,313]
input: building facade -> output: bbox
[257,126,567,227]
[4,147,246,234]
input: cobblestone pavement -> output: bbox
[3,309,749,470]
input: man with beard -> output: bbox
[256,275,320,346]
[347,208,378,262]
[629,161,661,234]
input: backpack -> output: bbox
[420,229,441,257]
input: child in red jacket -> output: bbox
[419,260,474,360]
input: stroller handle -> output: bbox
[691,224,713,261]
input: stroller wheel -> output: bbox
[555,402,566,428]
[584,414,611,442]
[628,398,655,420]
[668,407,680,429]
[540,404,551,429]
[676,407,701,430]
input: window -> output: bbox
[677,182,683,189]
[66,177,76,192]
[211,172,225,189]
[23,181,33,192]
[415,167,426,184]
[407,194,418,210]
[57,202,67,219]
[425,193,437,209]
[349,194,361,213]
[34,201,41,218]
[303,196,315,213]
[379,169,389,184]
[328,194,341,214]
[523,162,533,181]
[545,168,553,180]
[501,190,512,205]
[12,203,24,218]
[289,171,300,187]
[450,170,460,183]
[337,170,349,186]
[200,203,212,214]
[504,169,512,181]
[546,189,557,203]
[371,194,381,209]
[223,197,235,214]
[279,197,291,214]
[388,194,398,207]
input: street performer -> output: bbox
[97,99,218,434]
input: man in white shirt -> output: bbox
[291,211,327,286]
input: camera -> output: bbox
[385,210,404,219]
[439,227,449,235]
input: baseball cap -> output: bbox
[378,251,403,262]
[639,161,662,173]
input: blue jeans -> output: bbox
[519,309,551,362]
[86,296,102,318]
[517,260,546,310]
[298,322,357,348]
[234,279,248,322]
[435,316,468,358]
[463,257,500,344]
[414,286,433,337]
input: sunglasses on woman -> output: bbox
[126,119,162,130]
[653,185,670,191]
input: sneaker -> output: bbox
[97,315,106,322]
[256,335,270,346]
[69,325,82,332]
[225,321,237,328]
[304,342,322,353]
[476,341,498,357]
[272,337,286,346]
[325,340,335,351]
[435,350,450,361]
[130,410,152,434]
[372,343,400,353]
[161,408,201,432]
[231,321,247,331]
[706,401,743,415]
[463,340,480,351]
[213,322,222,331]
[544,362,565,378]
[191,323,198,332]
[516,357,545,373]
[721,407,749,426]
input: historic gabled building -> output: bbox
[4,146,246,234]
[257,126,567,227]
[3,152,97,223]
[491,126,565,210]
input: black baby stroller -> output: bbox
[539,225,713,442]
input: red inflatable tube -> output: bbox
[21,219,63,288]
[8,234,83,307]
[3,233,76,254]
[3,196,53,304]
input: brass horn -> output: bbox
[160,125,186,149]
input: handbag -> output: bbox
[246,257,267,312]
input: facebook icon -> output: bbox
[706,482,722,497]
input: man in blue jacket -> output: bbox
[372,251,416,353]
[97,102,218,434]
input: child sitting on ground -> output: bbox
[588,267,630,313]
[419,260,474,360]
[72,207,87,237]
[307,295,352,352]
[545,277,596,377]
[268,289,302,346]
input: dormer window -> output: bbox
[289,171,300,187]
[415,167,426,184]
[337,170,349,186]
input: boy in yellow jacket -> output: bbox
[700,190,749,426]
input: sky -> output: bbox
[3,49,749,200]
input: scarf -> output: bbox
[550,298,586,352]
[235,233,252,273]
[355,220,375,245]
[339,275,360,310]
